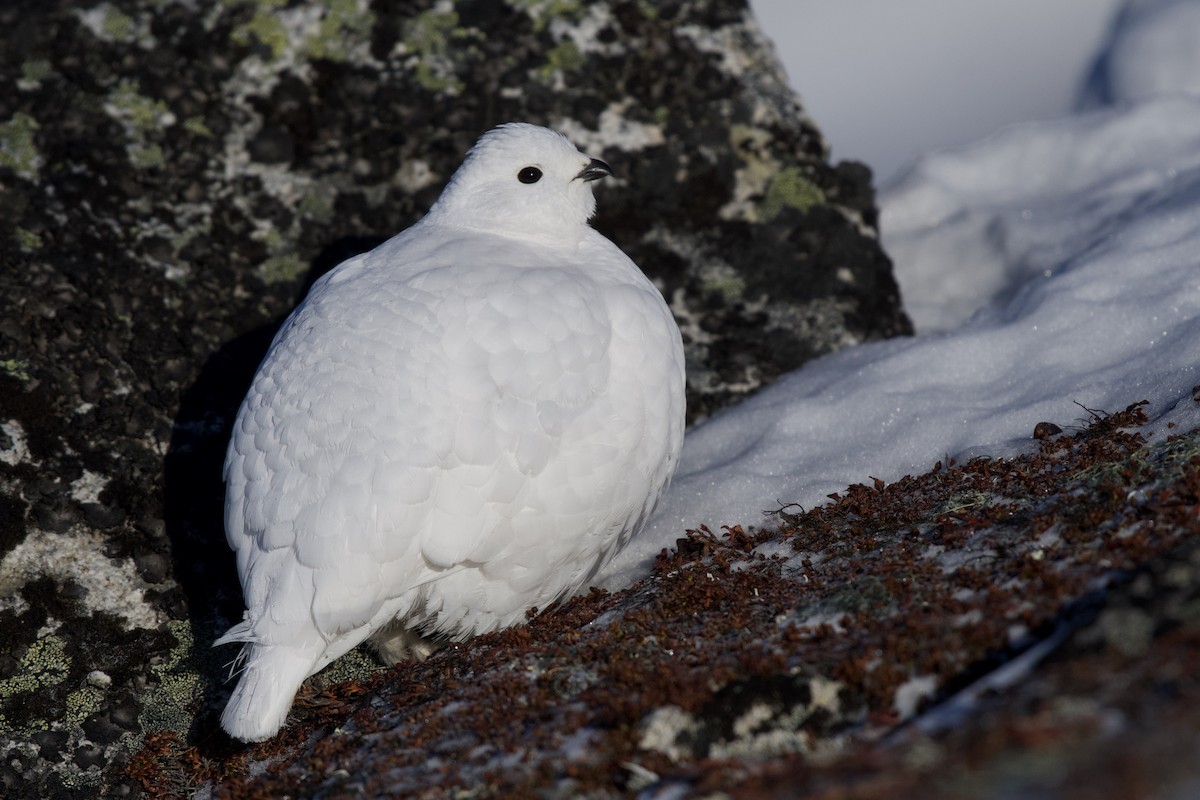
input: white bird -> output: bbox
[215,123,686,742]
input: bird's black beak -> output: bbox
[577,158,613,182]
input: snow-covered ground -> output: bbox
[600,0,1200,589]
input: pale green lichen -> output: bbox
[760,166,825,222]
[303,0,376,61]
[537,39,583,82]
[65,686,105,727]
[699,260,747,303]
[76,3,152,46]
[0,636,71,735]
[101,5,137,42]
[724,123,813,223]
[20,59,53,86]
[0,112,43,181]
[253,227,308,284]
[1072,421,1200,500]
[183,115,213,138]
[142,671,207,735]
[510,0,583,32]
[634,0,658,19]
[1150,425,1200,470]
[138,619,212,737]
[298,187,336,222]
[105,79,175,170]
[938,489,993,516]
[53,762,100,792]
[115,81,168,131]
[259,253,308,285]
[1,359,32,382]
[307,646,386,692]
[404,9,465,94]
[168,218,213,266]
[130,143,165,170]
[229,0,290,61]
[704,274,747,303]
[258,226,285,252]
[15,228,43,251]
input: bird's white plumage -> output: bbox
[216,123,685,742]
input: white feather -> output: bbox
[216,123,685,742]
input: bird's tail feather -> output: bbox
[220,644,317,743]
[212,618,253,648]
[221,645,250,681]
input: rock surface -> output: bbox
[0,0,908,796]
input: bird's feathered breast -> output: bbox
[223,225,683,640]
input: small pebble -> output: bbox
[135,552,170,584]
[74,743,105,769]
[1033,421,1062,440]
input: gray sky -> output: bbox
[750,0,1121,185]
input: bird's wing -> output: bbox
[222,235,621,643]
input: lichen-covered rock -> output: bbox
[0,0,906,795]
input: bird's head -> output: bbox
[426,123,613,242]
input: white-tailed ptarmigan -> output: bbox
[216,123,686,742]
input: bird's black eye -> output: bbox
[518,166,542,184]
